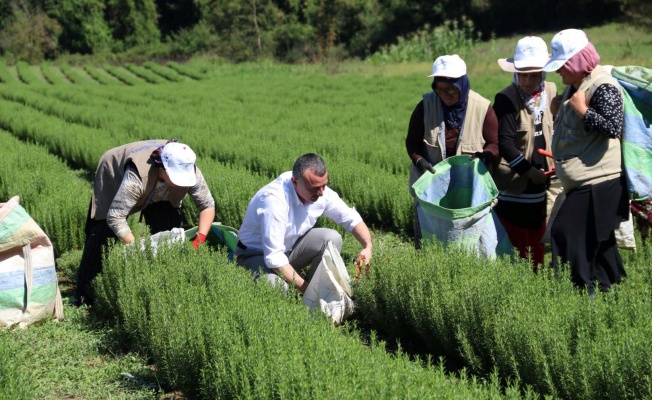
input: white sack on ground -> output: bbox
[303,241,354,326]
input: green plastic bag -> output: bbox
[412,155,512,258]
[185,223,239,260]
[611,65,652,200]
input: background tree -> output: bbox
[271,7,317,62]
[0,0,61,63]
[196,0,282,61]
[470,0,622,37]
[155,0,200,35]
[106,0,160,50]
[0,0,643,63]
[621,0,652,31]
[47,0,113,54]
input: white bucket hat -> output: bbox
[427,54,467,78]
[542,29,589,72]
[161,142,197,187]
[497,36,549,73]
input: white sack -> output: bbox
[303,241,354,326]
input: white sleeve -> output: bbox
[322,188,362,232]
[260,193,291,269]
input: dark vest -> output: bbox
[91,140,188,220]
[493,81,556,194]
[409,90,490,195]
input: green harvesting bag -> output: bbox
[185,222,239,260]
[412,155,513,258]
[611,65,652,200]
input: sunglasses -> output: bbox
[434,87,458,95]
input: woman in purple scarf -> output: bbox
[544,29,628,294]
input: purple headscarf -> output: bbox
[149,138,178,167]
[432,75,471,129]
[563,42,601,76]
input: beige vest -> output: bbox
[552,66,622,191]
[493,81,556,194]
[91,140,189,220]
[409,90,490,193]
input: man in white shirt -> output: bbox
[236,153,373,293]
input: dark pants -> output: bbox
[551,177,628,294]
[497,213,546,271]
[75,201,184,303]
[414,201,422,250]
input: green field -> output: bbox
[1,23,652,399]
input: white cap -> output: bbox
[497,36,549,73]
[542,29,589,72]
[161,142,197,187]
[428,54,467,78]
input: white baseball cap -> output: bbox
[161,142,197,187]
[542,29,589,72]
[498,36,549,73]
[428,54,467,78]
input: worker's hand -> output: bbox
[192,233,207,250]
[569,90,589,118]
[526,167,548,185]
[416,158,435,174]
[471,151,494,167]
[355,247,372,266]
[122,232,136,245]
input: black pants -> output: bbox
[75,201,184,303]
[551,177,628,294]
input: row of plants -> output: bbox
[0,132,532,398]
[0,129,89,255]
[354,237,652,399]
[0,59,204,86]
[0,96,283,239]
[0,68,421,234]
[4,98,651,398]
[92,235,532,399]
[0,134,175,398]
[0,82,505,397]
[3,58,652,398]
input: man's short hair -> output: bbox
[292,153,327,180]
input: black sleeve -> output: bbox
[406,100,426,164]
[481,106,499,159]
[583,83,624,138]
[494,93,532,176]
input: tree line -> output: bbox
[0,0,648,64]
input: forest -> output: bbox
[0,0,650,64]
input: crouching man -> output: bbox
[236,153,372,293]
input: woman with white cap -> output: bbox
[493,36,557,271]
[543,29,628,294]
[405,54,499,248]
[74,139,216,306]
